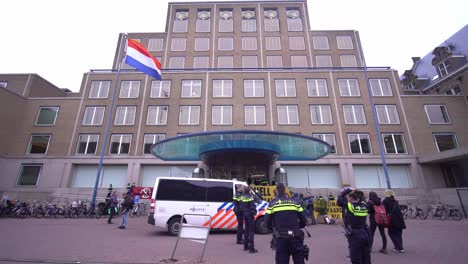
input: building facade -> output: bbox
[0,1,466,211]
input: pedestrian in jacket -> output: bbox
[107,191,118,224]
[382,190,406,253]
[119,193,134,229]
[367,192,388,254]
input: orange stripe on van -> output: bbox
[217,213,236,229]
[227,219,238,229]
[211,211,232,227]
[203,209,224,226]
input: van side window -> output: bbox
[206,181,233,202]
[156,179,206,201]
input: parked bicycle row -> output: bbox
[400,202,464,220]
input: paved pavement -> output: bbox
[0,216,467,264]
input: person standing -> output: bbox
[345,191,371,264]
[367,192,388,254]
[383,190,406,253]
[265,183,308,264]
[118,193,134,229]
[328,193,335,201]
[240,186,258,253]
[107,191,118,224]
[304,193,316,225]
[233,184,245,244]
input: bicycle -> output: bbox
[426,203,447,220]
[402,204,427,220]
[443,204,463,221]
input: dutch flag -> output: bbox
[125,38,162,80]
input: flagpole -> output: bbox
[91,33,128,210]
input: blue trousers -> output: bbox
[243,213,254,250]
[235,211,244,243]
[276,236,305,264]
[121,210,128,227]
[348,229,371,264]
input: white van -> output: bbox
[147,177,270,236]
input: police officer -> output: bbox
[240,186,258,253]
[345,191,371,264]
[233,184,245,244]
[265,183,308,264]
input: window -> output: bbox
[340,55,357,67]
[242,37,257,50]
[82,106,105,125]
[168,57,185,69]
[218,37,233,51]
[110,134,132,154]
[348,134,371,154]
[315,55,332,67]
[312,36,329,50]
[291,56,308,67]
[312,133,336,154]
[275,79,296,97]
[76,134,99,154]
[36,107,59,125]
[143,134,165,154]
[382,133,407,154]
[73,165,127,188]
[0,81,7,88]
[245,105,266,125]
[119,81,140,98]
[337,36,353,49]
[156,179,206,201]
[212,105,232,125]
[370,79,393,96]
[17,164,42,186]
[289,36,305,50]
[343,105,366,124]
[444,87,462,95]
[150,80,171,98]
[244,80,264,97]
[193,56,210,68]
[27,135,50,154]
[242,9,256,32]
[173,10,189,33]
[213,80,232,97]
[194,38,210,51]
[206,181,234,202]
[286,8,302,31]
[267,56,283,68]
[310,105,333,124]
[182,80,202,98]
[148,38,164,51]
[219,9,233,32]
[265,37,281,50]
[217,56,233,68]
[114,106,136,125]
[171,38,187,51]
[338,79,360,96]
[438,61,449,77]
[277,105,299,125]
[242,56,258,68]
[179,106,200,125]
[264,9,279,32]
[146,106,168,125]
[307,79,328,97]
[434,133,459,152]
[376,105,400,124]
[196,9,211,32]
[425,105,450,124]
[89,81,110,98]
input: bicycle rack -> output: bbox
[170,213,212,263]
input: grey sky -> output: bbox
[0,0,466,92]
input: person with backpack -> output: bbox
[367,191,388,254]
[118,193,134,229]
[107,191,118,224]
[383,190,406,253]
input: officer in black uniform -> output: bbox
[345,191,371,264]
[240,186,258,253]
[265,183,308,264]
[233,184,245,244]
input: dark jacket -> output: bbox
[233,191,243,214]
[240,193,257,216]
[337,188,353,225]
[367,196,382,225]
[265,194,307,232]
[121,196,134,211]
[109,194,118,207]
[383,196,406,229]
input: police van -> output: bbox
[147,177,270,236]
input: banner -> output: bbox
[133,187,153,199]
[251,185,291,202]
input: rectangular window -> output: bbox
[146,106,168,125]
[217,56,234,68]
[286,8,302,31]
[179,106,200,125]
[219,9,233,32]
[218,37,233,51]
[312,133,336,154]
[291,55,308,67]
[425,105,451,124]
[171,38,187,51]
[193,56,210,68]
[438,61,449,77]
[119,81,140,98]
[337,36,354,49]
[242,37,257,50]
[275,79,296,97]
[182,80,202,98]
[168,57,185,69]
[312,36,329,50]
[382,133,407,154]
[213,80,233,97]
[173,10,189,33]
[148,38,164,51]
[264,9,279,32]
[370,79,393,96]
[433,133,459,152]
[245,105,266,125]
[76,134,99,154]
[340,55,357,67]
[338,79,360,96]
[143,134,166,154]
[307,79,328,97]
[277,105,299,125]
[265,37,281,50]
[27,135,51,154]
[17,164,42,186]
[89,81,110,98]
[244,80,264,97]
[242,9,256,32]
[110,134,132,154]
[196,9,211,32]
[36,107,59,125]
[82,106,105,125]
[114,106,136,126]
[348,134,371,154]
[156,179,206,202]
[194,37,210,51]
[267,55,283,68]
[242,56,258,68]
[289,36,305,50]
[376,105,400,124]
[150,80,171,98]
[315,55,332,67]
[310,105,333,124]
[212,105,232,125]
[343,105,366,124]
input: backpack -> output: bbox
[374,204,389,227]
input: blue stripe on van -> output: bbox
[259,203,267,211]
[226,203,234,211]
[217,202,228,212]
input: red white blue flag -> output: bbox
[125,38,162,80]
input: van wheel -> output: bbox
[168,217,182,236]
[255,216,270,234]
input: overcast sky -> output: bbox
[1,0,466,92]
